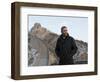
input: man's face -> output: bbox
[63,27,68,36]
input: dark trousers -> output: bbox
[59,58,74,65]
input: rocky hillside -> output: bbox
[28,23,88,66]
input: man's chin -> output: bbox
[64,34,67,36]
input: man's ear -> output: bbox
[61,30,63,34]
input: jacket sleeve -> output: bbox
[70,38,78,56]
[55,38,61,57]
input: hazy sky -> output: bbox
[28,15,88,42]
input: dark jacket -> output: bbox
[55,34,78,65]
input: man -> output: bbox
[55,26,78,65]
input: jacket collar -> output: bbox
[60,33,69,39]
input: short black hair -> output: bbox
[61,26,67,33]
